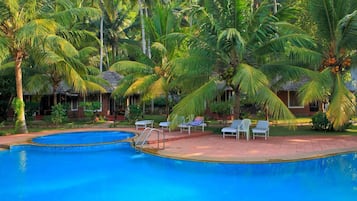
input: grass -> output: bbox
[1,115,357,136]
[270,125,357,136]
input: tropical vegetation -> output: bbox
[0,0,356,132]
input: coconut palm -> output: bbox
[0,0,100,133]
[169,0,314,122]
[110,3,184,117]
[297,0,357,129]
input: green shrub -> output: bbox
[209,102,232,116]
[79,101,101,121]
[311,112,351,131]
[51,104,67,125]
[311,112,332,131]
[126,105,142,123]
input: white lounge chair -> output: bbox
[159,121,171,132]
[135,120,154,130]
[238,119,251,141]
[178,116,206,135]
[221,120,242,139]
[252,120,270,140]
[159,116,185,133]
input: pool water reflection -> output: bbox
[0,131,356,201]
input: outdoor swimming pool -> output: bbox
[0,131,356,201]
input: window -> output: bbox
[84,94,102,112]
[66,94,79,111]
[288,91,304,108]
[71,96,78,111]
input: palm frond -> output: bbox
[37,50,64,66]
[261,64,319,84]
[16,19,58,46]
[84,81,107,94]
[0,0,18,20]
[326,73,356,129]
[217,28,245,54]
[169,79,219,125]
[50,7,101,26]
[44,35,79,58]
[307,0,336,41]
[298,69,333,104]
[61,63,88,94]
[86,66,101,75]
[0,61,14,71]
[25,74,52,94]
[285,46,323,69]
[110,61,153,75]
[83,74,109,88]
[143,77,167,101]
[0,37,10,62]
[253,86,296,121]
[151,42,167,57]
[125,74,158,96]
[232,63,269,96]
[111,75,135,98]
[337,10,357,50]
[254,34,315,55]
[58,30,99,47]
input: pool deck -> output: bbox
[1,126,357,163]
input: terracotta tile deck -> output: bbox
[1,127,357,163]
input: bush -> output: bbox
[79,101,101,121]
[311,112,332,131]
[51,104,67,125]
[311,112,351,131]
[126,105,142,123]
[209,102,231,116]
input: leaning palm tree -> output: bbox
[169,0,313,122]
[0,0,100,133]
[297,0,357,129]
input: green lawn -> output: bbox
[1,115,357,137]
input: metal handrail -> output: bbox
[134,128,165,149]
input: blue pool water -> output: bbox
[32,131,134,145]
[0,131,357,201]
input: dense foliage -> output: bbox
[0,0,356,131]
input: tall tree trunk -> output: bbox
[138,0,146,54]
[273,0,278,14]
[53,84,58,105]
[233,86,241,119]
[100,12,104,72]
[144,4,151,58]
[99,0,104,72]
[165,93,169,118]
[14,51,28,134]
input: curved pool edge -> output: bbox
[138,146,357,164]
[134,133,357,164]
[0,128,140,151]
[2,128,357,163]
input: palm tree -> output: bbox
[110,3,184,117]
[98,0,137,66]
[298,0,357,129]
[0,0,100,133]
[169,0,313,122]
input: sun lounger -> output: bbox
[252,120,270,140]
[221,120,242,139]
[135,120,154,130]
[159,121,171,132]
[178,116,206,135]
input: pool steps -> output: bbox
[134,128,165,150]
